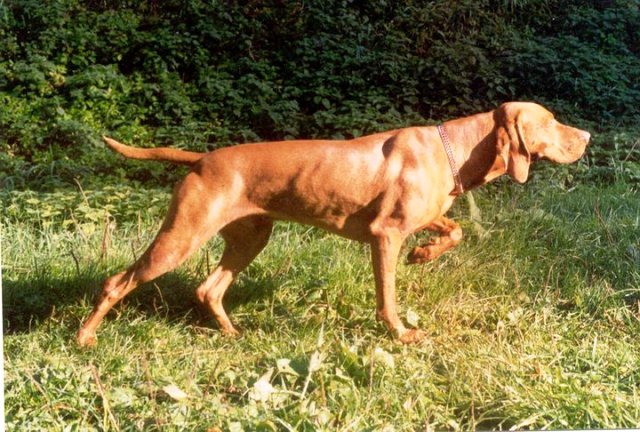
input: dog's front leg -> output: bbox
[407,216,463,264]
[371,230,426,344]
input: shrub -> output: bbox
[1,0,638,188]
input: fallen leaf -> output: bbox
[249,369,275,402]
[373,347,395,369]
[162,384,188,401]
[406,309,420,327]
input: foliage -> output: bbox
[1,0,639,188]
[1,185,170,229]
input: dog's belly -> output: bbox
[260,190,379,241]
[256,184,443,242]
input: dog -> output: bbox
[77,102,590,346]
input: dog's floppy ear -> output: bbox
[496,108,531,184]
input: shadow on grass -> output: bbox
[123,271,285,331]
[2,268,283,336]
[3,272,96,335]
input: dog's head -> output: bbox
[495,102,590,183]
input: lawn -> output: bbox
[3,164,639,430]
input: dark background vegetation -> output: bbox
[1,0,639,189]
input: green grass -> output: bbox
[3,176,640,430]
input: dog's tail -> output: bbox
[103,136,205,166]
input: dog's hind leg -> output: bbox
[77,174,231,347]
[195,216,273,336]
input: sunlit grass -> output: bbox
[3,178,639,430]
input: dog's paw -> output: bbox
[221,326,241,338]
[396,328,428,344]
[77,329,97,347]
[407,246,437,264]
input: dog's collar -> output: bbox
[437,124,464,195]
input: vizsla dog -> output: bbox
[77,102,590,346]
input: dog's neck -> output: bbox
[441,111,507,191]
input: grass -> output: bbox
[2,172,640,430]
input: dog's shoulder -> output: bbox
[382,127,436,155]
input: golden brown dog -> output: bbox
[77,102,590,346]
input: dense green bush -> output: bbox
[1,0,639,189]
